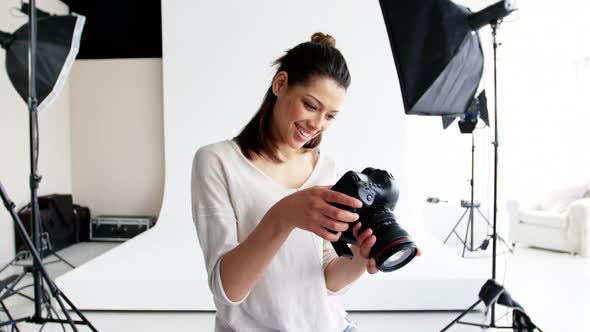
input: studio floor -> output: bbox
[1,242,588,332]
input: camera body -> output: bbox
[330,167,416,272]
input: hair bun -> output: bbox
[311,32,336,48]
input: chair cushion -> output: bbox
[520,210,567,229]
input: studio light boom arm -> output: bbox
[468,0,516,30]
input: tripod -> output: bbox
[0,206,78,307]
[0,1,97,331]
[0,219,77,302]
[0,232,77,323]
[443,133,513,258]
[1,236,76,274]
[0,182,98,332]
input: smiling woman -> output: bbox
[271,76,344,151]
[235,32,350,163]
[191,33,371,332]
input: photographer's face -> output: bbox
[272,72,345,151]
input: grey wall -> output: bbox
[69,59,164,218]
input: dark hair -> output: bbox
[235,32,351,163]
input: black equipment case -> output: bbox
[90,215,156,242]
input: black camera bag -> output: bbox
[15,194,90,254]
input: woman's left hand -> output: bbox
[350,222,422,275]
[350,223,379,274]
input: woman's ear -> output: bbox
[272,71,288,97]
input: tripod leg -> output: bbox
[462,209,472,257]
[496,234,514,254]
[440,299,482,332]
[0,255,22,276]
[55,291,98,332]
[476,207,492,227]
[444,208,469,244]
[0,273,27,302]
[0,300,22,332]
[475,207,513,253]
[42,288,66,332]
[46,251,76,269]
[9,288,34,303]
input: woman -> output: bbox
[192,32,376,332]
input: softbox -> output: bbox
[379,0,484,118]
[0,14,85,112]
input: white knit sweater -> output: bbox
[191,139,347,332]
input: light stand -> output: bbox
[443,132,513,258]
[29,1,42,321]
[443,133,484,256]
[377,0,538,329]
[490,21,500,326]
[442,20,539,332]
[442,21,509,332]
[0,1,97,331]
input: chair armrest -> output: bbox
[568,198,590,256]
[506,200,520,223]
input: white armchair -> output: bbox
[506,183,590,256]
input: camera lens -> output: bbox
[363,209,417,272]
[382,247,414,270]
[376,240,417,272]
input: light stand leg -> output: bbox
[443,208,469,244]
[0,256,22,276]
[45,250,76,270]
[444,206,485,256]
[462,209,473,257]
[476,207,513,254]
[0,274,27,302]
[476,207,491,226]
[0,300,24,332]
[440,299,482,332]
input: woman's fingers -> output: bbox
[367,258,379,274]
[321,188,363,209]
[351,222,362,238]
[359,235,376,258]
[355,226,371,245]
[319,203,359,223]
[315,227,341,242]
[322,219,350,233]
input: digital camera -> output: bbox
[330,167,417,272]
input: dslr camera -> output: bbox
[330,167,417,272]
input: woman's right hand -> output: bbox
[267,186,363,241]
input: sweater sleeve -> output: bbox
[322,239,339,271]
[322,239,353,296]
[191,146,250,305]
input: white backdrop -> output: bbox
[158,0,411,232]
[56,0,490,310]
